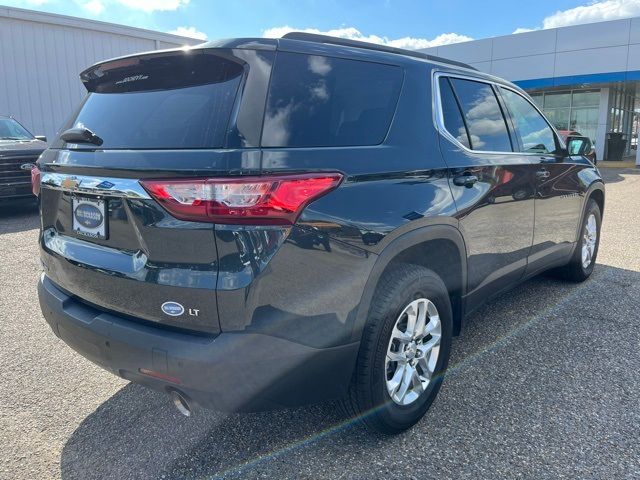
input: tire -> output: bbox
[340,264,453,434]
[554,198,602,282]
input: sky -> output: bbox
[3,0,640,48]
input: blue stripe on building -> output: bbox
[514,70,640,89]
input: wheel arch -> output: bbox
[351,224,468,342]
[588,183,605,217]
[567,179,605,257]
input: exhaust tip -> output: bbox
[170,389,192,417]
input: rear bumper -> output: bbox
[38,274,359,411]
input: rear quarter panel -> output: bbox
[215,59,460,344]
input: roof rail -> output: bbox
[281,32,476,70]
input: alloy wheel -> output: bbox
[385,298,442,406]
[582,213,597,269]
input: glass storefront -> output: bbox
[609,86,637,156]
[529,89,600,147]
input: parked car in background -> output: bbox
[559,130,597,164]
[36,34,605,434]
[0,116,46,201]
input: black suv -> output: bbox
[0,115,47,201]
[37,33,604,434]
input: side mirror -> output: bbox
[35,135,47,143]
[566,136,591,156]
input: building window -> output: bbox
[531,89,601,149]
[607,86,639,156]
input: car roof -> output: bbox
[79,34,523,93]
[280,32,476,70]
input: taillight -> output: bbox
[31,165,41,197]
[140,173,343,225]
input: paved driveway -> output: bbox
[1,168,639,479]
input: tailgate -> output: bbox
[37,45,274,334]
[40,169,221,334]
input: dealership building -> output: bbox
[420,17,640,164]
[1,6,639,164]
[0,6,200,142]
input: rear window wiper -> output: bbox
[60,127,104,146]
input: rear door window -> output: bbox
[499,87,558,154]
[449,78,513,152]
[438,77,471,149]
[66,51,244,149]
[262,52,403,147]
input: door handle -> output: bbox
[453,174,479,188]
[536,169,550,179]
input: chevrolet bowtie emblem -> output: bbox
[61,177,80,189]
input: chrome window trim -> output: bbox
[432,70,567,156]
[41,173,150,199]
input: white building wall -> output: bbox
[0,6,201,141]
[421,17,640,83]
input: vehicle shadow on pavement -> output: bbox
[0,200,39,234]
[59,264,640,480]
[597,166,639,184]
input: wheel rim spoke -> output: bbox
[386,350,406,364]
[424,315,440,335]
[387,363,406,395]
[411,369,424,395]
[395,365,413,402]
[392,325,412,343]
[405,305,418,337]
[420,335,441,353]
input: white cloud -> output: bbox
[262,26,472,50]
[388,33,474,49]
[514,0,640,33]
[80,0,106,14]
[70,0,189,15]
[543,0,640,28]
[116,0,189,12]
[168,26,207,40]
[512,27,538,34]
[308,55,332,75]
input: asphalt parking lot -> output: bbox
[1,167,639,480]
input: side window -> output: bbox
[438,77,470,148]
[499,87,558,154]
[449,78,513,152]
[262,52,403,147]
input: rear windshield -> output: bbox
[262,52,403,147]
[68,51,244,149]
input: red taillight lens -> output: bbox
[140,173,343,225]
[31,165,41,197]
